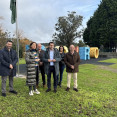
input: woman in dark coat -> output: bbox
[57,46,66,87]
[25,42,40,96]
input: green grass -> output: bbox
[99,58,117,69]
[110,64,117,69]
[0,63,117,117]
[99,58,117,64]
[18,58,26,64]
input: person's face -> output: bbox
[38,44,41,50]
[49,43,54,50]
[31,43,37,49]
[69,45,75,52]
[6,42,12,50]
[60,47,64,52]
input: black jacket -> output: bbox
[0,47,18,76]
[38,50,45,62]
[59,52,66,66]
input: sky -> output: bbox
[0,0,101,43]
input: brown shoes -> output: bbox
[43,84,46,88]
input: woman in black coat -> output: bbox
[57,46,66,87]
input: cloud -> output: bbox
[0,0,101,43]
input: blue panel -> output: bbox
[79,47,90,60]
[41,45,46,51]
[25,45,30,51]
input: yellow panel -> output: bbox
[55,46,68,53]
[90,47,99,58]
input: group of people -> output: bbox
[0,40,80,97]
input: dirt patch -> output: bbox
[98,65,117,73]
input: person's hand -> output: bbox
[71,65,74,69]
[39,62,43,65]
[9,64,13,69]
[52,59,56,62]
[48,59,52,62]
[35,59,40,62]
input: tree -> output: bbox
[0,17,13,49]
[0,17,31,57]
[0,27,11,49]
[52,11,84,48]
[83,0,117,52]
[77,40,86,47]
[14,29,24,40]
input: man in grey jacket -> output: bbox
[43,42,61,93]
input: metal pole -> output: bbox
[16,0,19,77]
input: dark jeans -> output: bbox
[35,66,39,86]
[39,65,46,85]
[29,85,36,91]
[57,64,65,85]
[47,66,57,89]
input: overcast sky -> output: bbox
[0,0,101,43]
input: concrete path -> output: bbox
[17,58,115,76]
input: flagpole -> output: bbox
[16,0,19,77]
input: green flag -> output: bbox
[10,0,16,24]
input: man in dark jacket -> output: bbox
[43,42,61,93]
[64,45,80,92]
[0,40,18,97]
[38,43,46,88]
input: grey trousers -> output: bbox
[1,76,14,93]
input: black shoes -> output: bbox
[66,87,78,92]
[2,90,17,97]
[53,89,57,93]
[46,89,51,92]
[66,87,70,91]
[9,90,18,94]
[73,88,78,92]
[2,93,6,97]
[59,84,62,87]
[58,82,61,87]
[46,88,57,93]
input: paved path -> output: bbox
[17,58,115,76]
[80,58,114,65]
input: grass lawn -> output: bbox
[0,59,117,116]
[99,58,117,64]
[18,58,26,64]
[99,58,117,69]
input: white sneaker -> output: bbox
[33,89,40,94]
[29,90,33,96]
